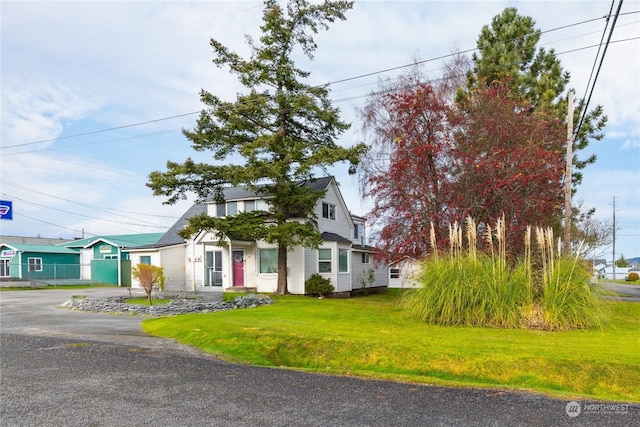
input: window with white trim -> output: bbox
[216,203,226,217]
[28,257,42,272]
[318,248,332,273]
[362,253,371,264]
[226,201,237,215]
[0,259,9,277]
[140,256,151,265]
[244,200,256,212]
[390,268,400,279]
[259,249,278,274]
[338,249,349,273]
[206,251,223,287]
[322,202,336,220]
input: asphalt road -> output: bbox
[1,287,638,427]
[599,281,640,302]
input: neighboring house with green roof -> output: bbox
[59,233,164,286]
[0,243,80,280]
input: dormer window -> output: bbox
[322,202,336,220]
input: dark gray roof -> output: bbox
[217,176,333,202]
[321,232,352,244]
[138,177,335,250]
[128,203,206,250]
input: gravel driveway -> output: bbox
[1,287,638,426]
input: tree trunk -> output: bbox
[276,244,288,295]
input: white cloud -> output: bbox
[1,0,638,257]
[1,80,100,149]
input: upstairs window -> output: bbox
[322,202,336,220]
[226,201,237,215]
[216,203,226,217]
[244,200,256,212]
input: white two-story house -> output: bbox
[126,177,388,295]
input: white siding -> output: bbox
[388,260,421,289]
[160,246,186,291]
[316,181,353,239]
[80,248,92,280]
[252,244,306,294]
[352,250,388,289]
[304,247,316,282]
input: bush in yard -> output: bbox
[305,274,334,297]
[132,264,165,305]
[628,272,639,282]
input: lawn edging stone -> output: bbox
[59,293,274,316]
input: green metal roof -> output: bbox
[0,243,79,254]
[58,233,165,249]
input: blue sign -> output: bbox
[0,200,13,220]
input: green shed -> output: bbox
[0,243,80,280]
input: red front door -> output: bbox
[232,250,244,287]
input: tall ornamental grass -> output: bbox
[400,217,604,330]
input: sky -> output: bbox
[1,0,638,260]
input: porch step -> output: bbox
[225,287,257,294]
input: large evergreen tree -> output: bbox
[148,0,366,295]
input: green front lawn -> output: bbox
[142,293,640,402]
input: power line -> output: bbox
[574,0,624,140]
[2,34,637,159]
[0,112,200,150]
[2,193,169,229]
[0,180,180,219]
[2,12,632,152]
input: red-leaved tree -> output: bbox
[360,80,454,261]
[451,81,566,250]
[360,75,567,261]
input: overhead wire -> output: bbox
[574,0,625,140]
[1,193,169,229]
[2,8,638,237]
[0,180,180,219]
[2,12,634,154]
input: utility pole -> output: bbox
[563,90,574,254]
[612,196,616,281]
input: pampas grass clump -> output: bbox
[400,217,604,330]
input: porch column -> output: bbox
[228,241,234,289]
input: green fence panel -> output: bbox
[91,259,119,285]
[120,260,131,287]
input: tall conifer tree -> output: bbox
[148,0,366,294]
